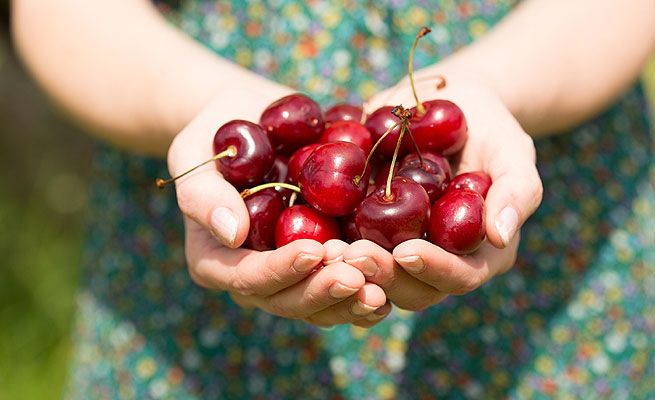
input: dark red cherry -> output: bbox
[354,177,430,251]
[448,171,492,199]
[340,213,361,243]
[400,151,452,180]
[320,120,373,154]
[275,205,340,247]
[264,156,289,183]
[409,100,468,155]
[397,158,450,203]
[428,189,485,255]
[287,143,320,184]
[373,161,398,188]
[299,142,369,217]
[325,103,363,124]
[213,120,275,188]
[364,106,409,159]
[244,189,286,251]
[259,93,325,155]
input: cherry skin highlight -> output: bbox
[299,142,370,217]
[448,171,492,199]
[428,189,485,255]
[212,120,275,189]
[397,158,450,203]
[287,143,320,185]
[409,100,468,155]
[364,106,409,159]
[320,120,373,154]
[355,177,430,251]
[275,205,340,247]
[259,93,325,156]
[244,189,286,251]
[325,103,363,124]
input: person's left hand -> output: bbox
[343,75,543,310]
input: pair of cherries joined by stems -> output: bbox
[157,27,490,255]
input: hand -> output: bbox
[349,75,543,309]
[167,94,391,328]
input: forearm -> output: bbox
[11,0,291,156]
[434,0,655,136]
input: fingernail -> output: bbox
[210,207,238,246]
[344,256,378,277]
[351,301,376,316]
[495,206,519,246]
[328,283,359,299]
[366,307,389,321]
[293,253,323,273]
[395,256,425,273]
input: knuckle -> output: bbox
[266,297,298,319]
[230,269,254,296]
[305,290,327,310]
[452,273,484,295]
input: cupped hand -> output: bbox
[349,75,543,309]
[166,94,390,328]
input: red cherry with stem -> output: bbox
[320,120,373,154]
[448,171,492,199]
[286,143,320,185]
[340,213,361,243]
[373,161,398,188]
[364,106,410,159]
[354,177,430,251]
[401,151,452,180]
[155,119,274,189]
[243,189,286,251]
[275,205,340,247]
[428,189,485,255]
[405,27,468,155]
[259,93,325,156]
[325,103,363,124]
[397,158,450,203]
[299,142,370,217]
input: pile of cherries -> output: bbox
[158,27,491,255]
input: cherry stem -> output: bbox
[288,191,298,207]
[353,118,404,186]
[361,75,445,122]
[155,145,237,189]
[408,26,431,117]
[385,121,408,200]
[240,182,300,198]
[405,126,425,168]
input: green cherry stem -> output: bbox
[404,125,426,168]
[408,26,432,117]
[156,145,237,189]
[385,121,409,200]
[240,182,301,199]
[353,119,404,186]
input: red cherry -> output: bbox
[409,100,468,155]
[275,205,340,247]
[212,120,275,188]
[244,189,286,251]
[397,158,450,203]
[364,106,409,159]
[299,142,370,217]
[287,143,320,185]
[448,171,492,199]
[400,151,452,180]
[373,161,398,188]
[259,93,325,155]
[325,103,363,124]
[340,213,361,243]
[354,177,430,250]
[320,120,373,154]
[264,156,289,183]
[428,189,485,255]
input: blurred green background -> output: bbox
[1,3,655,399]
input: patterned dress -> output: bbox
[67,1,655,399]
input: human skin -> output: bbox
[12,0,655,322]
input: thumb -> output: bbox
[484,134,543,249]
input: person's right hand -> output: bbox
[166,94,391,328]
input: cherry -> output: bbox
[354,177,430,250]
[340,213,361,243]
[448,171,492,199]
[364,106,409,159]
[299,142,369,217]
[243,189,286,251]
[320,120,373,154]
[155,119,274,189]
[428,189,485,255]
[397,158,450,203]
[401,151,452,180]
[264,155,289,183]
[324,103,363,124]
[275,205,340,247]
[259,93,324,156]
[286,143,320,185]
[373,161,398,188]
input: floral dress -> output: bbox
[67,1,655,399]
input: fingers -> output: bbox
[304,283,387,327]
[483,128,543,249]
[261,261,366,319]
[393,237,519,295]
[344,240,446,311]
[352,301,393,329]
[323,239,349,264]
